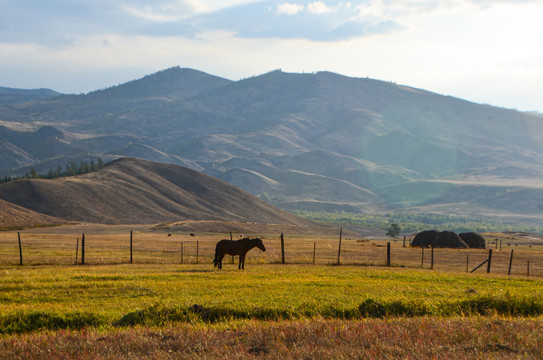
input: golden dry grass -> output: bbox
[1,318,542,359]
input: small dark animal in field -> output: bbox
[213,238,266,270]
[190,233,195,237]
[167,233,172,237]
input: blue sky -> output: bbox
[1,0,543,111]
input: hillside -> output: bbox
[0,198,67,229]
[0,87,60,105]
[0,157,315,226]
[0,138,35,169]
[2,68,543,225]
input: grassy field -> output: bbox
[2,318,542,359]
[1,226,542,276]
[1,226,542,358]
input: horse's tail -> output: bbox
[212,246,218,267]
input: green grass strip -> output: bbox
[0,312,107,334]
[358,294,543,318]
[2,294,541,334]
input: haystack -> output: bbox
[459,232,486,249]
[411,230,468,248]
[434,231,468,248]
[411,230,439,247]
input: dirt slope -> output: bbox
[0,198,67,228]
[0,157,315,225]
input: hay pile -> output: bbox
[411,230,486,249]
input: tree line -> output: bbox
[0,158,103,184]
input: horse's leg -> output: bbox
[238,253,246,270]
[219,254,224,269]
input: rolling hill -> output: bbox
[0,157,315,227]
[2,67,543,225]
[0,198,68,229]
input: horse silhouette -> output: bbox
[213,238,266,270]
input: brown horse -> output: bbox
[213,238,266,270]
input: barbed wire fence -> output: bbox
[0,231,541,277]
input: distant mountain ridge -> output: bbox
[2,67,543,225]
[0,86,60,105]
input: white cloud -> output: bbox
[276,3,305,15]
[121,5,182,21]
[307,2,333,14]
[2,0,543,111]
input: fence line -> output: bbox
[1,232,541,277]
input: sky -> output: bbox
[1,0,543,112]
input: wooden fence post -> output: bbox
[466,254,469,272]
[230,232,234,263]
[81,233,85,265]
[527,261,530,276]
[430,245,434,270]
[196,240,199,264]
[487,249,493,273]
[508,250,514,275]
[17,232,23,266]
[130,230,133,264]
[180,242,184,264]
[403,236,406,248]
[281,233,285,264]
[386,242,391,267]
[313,242,316,265]
[337,228,343,265]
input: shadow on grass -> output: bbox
[2,294,542,334]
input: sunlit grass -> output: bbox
[1,264,541,334]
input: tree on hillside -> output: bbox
[386,223,401,237]
[0,158,104,184]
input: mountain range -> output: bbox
[2,67,543,226]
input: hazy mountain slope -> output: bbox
[0,138,35,169]
[0,87,60,105]
[107,144,202,170]
[0,157,314,225]
[2,68,543,223]
[0,125,83,160]
[85,67,232,101]
[0,67,232,134]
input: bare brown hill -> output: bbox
[0,198,67,229]
[0,157,315,226]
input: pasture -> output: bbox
[1,225,542,358]
[1,225,542,276]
